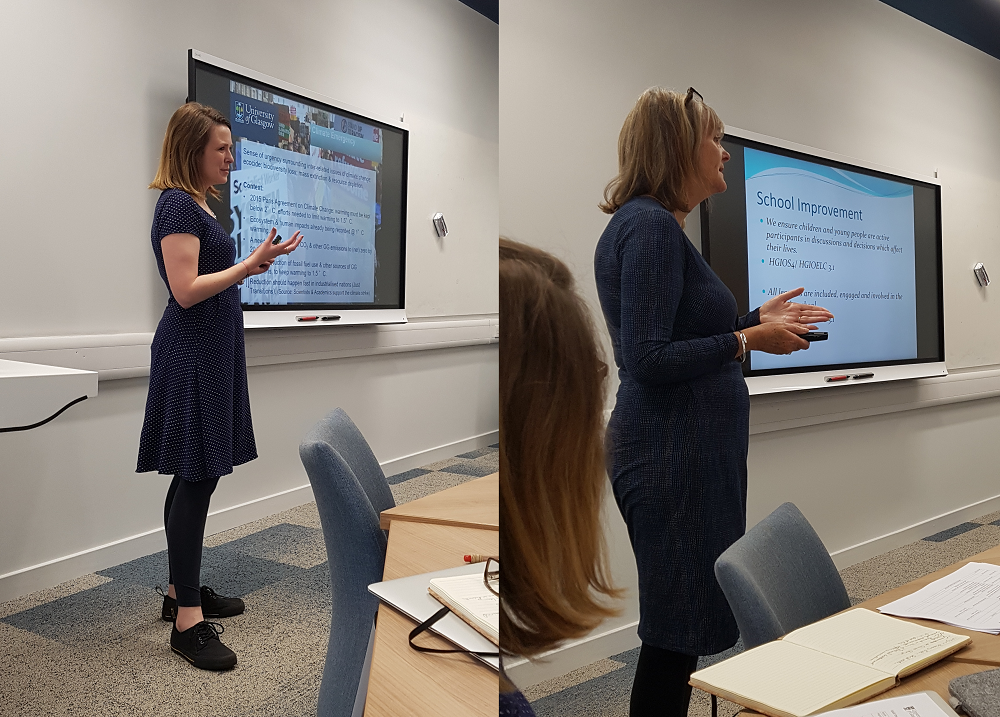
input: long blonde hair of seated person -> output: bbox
[500,237,622,662]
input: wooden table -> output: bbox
[379,472,498,531]
[737,544,1000,713]
[855,544,1000,666]
[364,476,499,717]
[854,544,1000,704]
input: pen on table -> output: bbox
[296,316,319,322]
[851,372,875,380]
[464,554,491,563]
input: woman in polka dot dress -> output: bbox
[137,102,302,670]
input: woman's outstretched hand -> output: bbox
[244,228,304,277]
[758,287,833,331]
[742,322,811,355]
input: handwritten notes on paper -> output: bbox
[783,609,968,676]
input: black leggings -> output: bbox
[164,475,220,607]
[630,642,699,717]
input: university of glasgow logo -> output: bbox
[234,101,245,124]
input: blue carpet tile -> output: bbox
[387,467,433,485]
[456,447,495,459]
[0,444,499,717]
[923,522,981,542]
[529,647,639,717]
[438,462,497,477]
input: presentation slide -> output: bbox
[744,148,918,370]
[226,82,382,305]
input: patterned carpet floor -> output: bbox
[0,445,498,717]
[525,507,1000,717]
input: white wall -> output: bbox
[501,0,1000,686]
[0,0,498,601]
[1,0,497,334]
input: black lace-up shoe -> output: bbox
[170,621,237,670]
[157,585,177,622]
[158,585,245,622]
[198,586,246,618]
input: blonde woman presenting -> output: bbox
[138,102,302,670]
[594,88,832,715]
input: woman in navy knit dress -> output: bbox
[138,103,302,670]
[594,88,832,715]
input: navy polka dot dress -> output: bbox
[136,189,257,482]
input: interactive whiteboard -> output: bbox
[702,128,945,394]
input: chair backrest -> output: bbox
[714,502,851,649]
[299,408,395,717]
[306,407,396,517]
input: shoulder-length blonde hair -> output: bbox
[500,237,622,659]
[150,102,230,200]
[599,87,723,215]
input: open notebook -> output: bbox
[689,609,970,717]
[428,573,499,646]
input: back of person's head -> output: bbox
[499,237,621,659]
[599,86,723,215]
[150,102,230,200]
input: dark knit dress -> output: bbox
[594,196,760,655]
[136,189,257,482]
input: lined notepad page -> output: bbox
[690,641,893,717]
[783,609,968,676]
[428,574,499,642]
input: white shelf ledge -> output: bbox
[0,314,499,382]
[0,359,98,430]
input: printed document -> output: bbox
[878,562,1000,634]
[815,691,955,717]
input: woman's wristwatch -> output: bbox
[738,331,748,363]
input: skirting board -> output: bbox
[503,489,1000,690]
[379,429,498,477]
[0,482,319,606]
[0,429,498,604]
[504,621,641,690]
[828,490,1000,569]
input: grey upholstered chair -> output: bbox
[714,502,851,650]
[299,408,396,717]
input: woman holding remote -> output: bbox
[138,102,302,670]
[594,87,832,715]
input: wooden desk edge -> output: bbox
[379,514,500,532]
